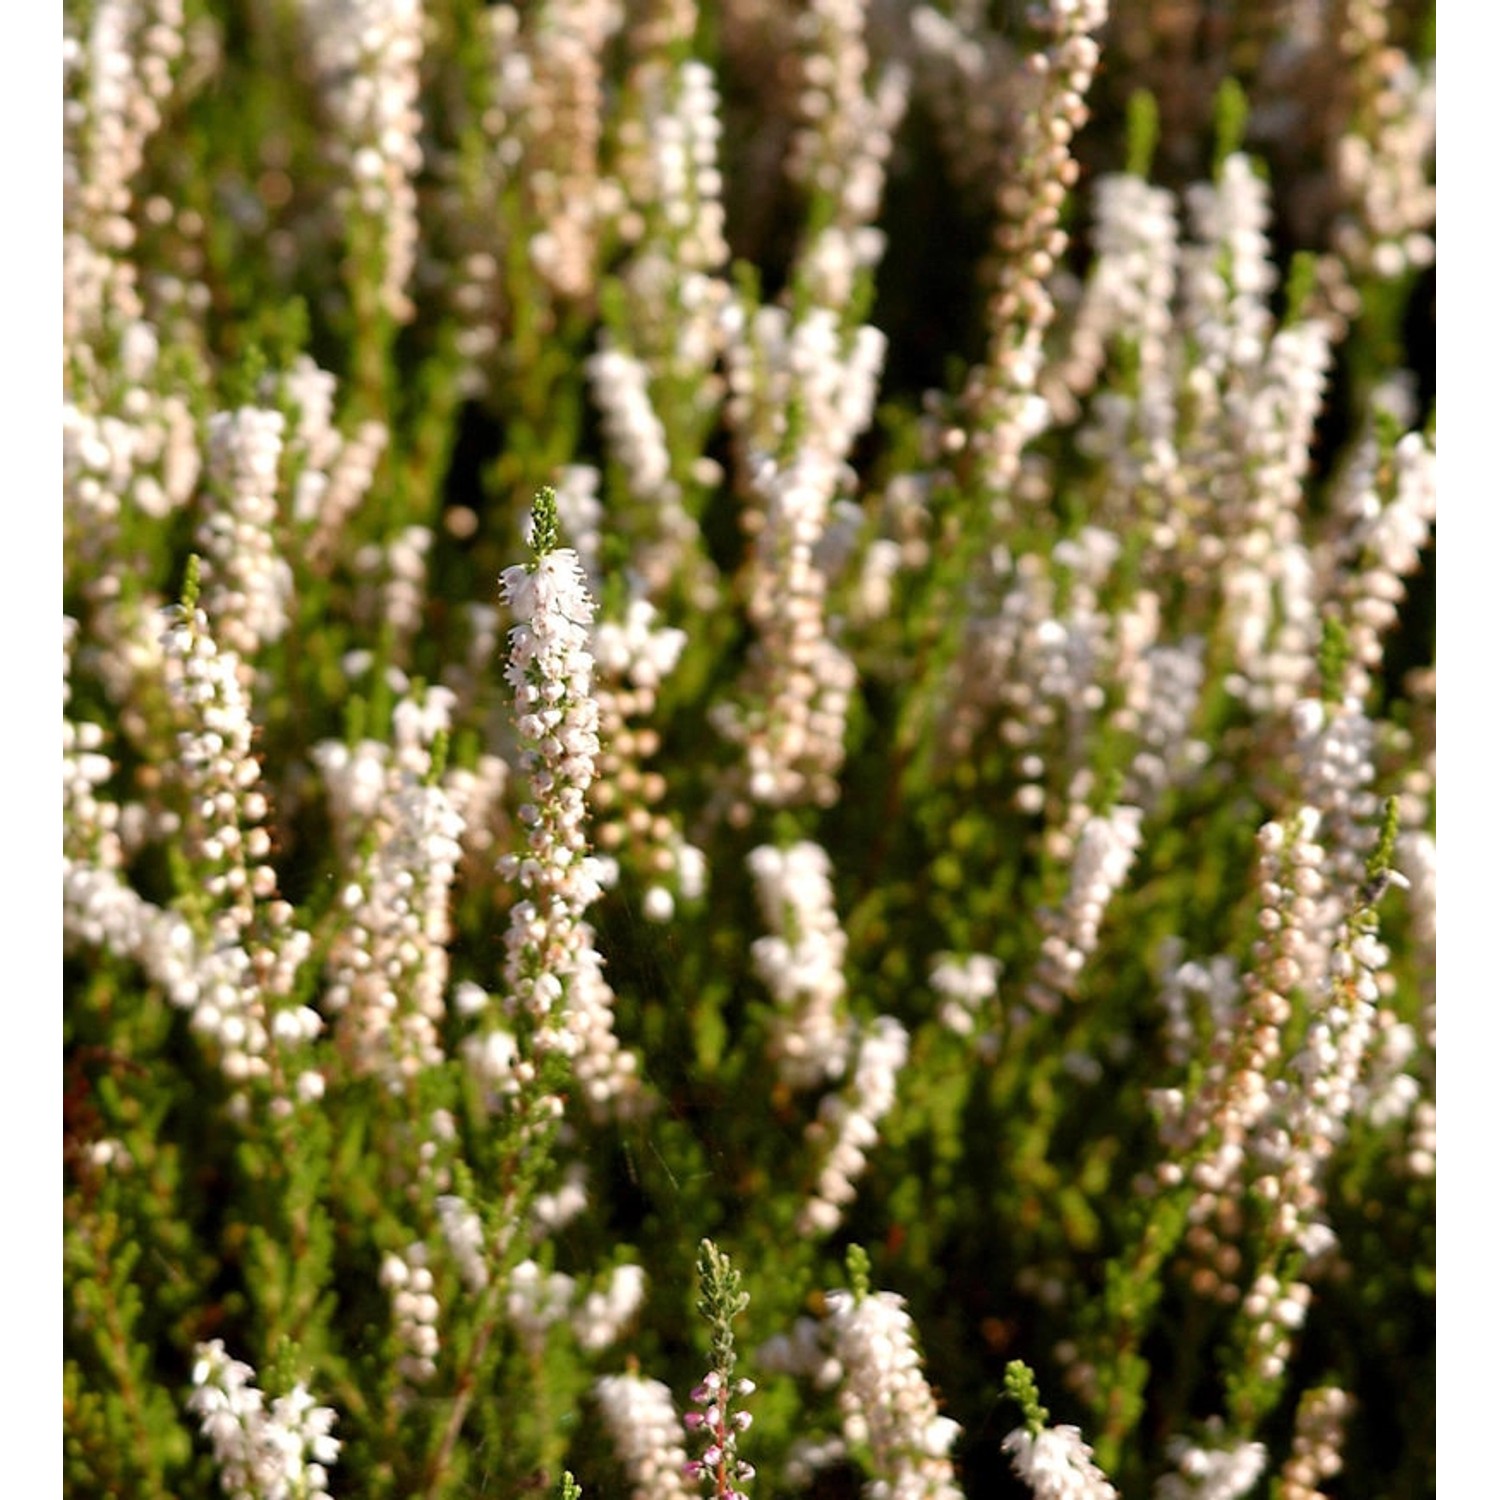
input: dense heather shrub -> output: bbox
[62,1,1435,1496]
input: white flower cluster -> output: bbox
[1330,7,1435,282]
[570,1262,647,1353]
[1120,641,1209,809]
[1152,813,1326,1297]
[1182,155,1276,378]
[1002,1421,1118,1500]
[1171,158,1271,529]
[1325,423,1436,703]
[587,343,673,502]
[965,0,1104,511]
[930,951,1003,1052]
[63,619,120,869]
[67,622,324,1113]
[1406,1096,1436,1179]
[844,528,903,625]
[784,0,909,306]
[62,790,178,1014]
[734,453,865,809]
[1278,1385,1352,1500]
[379,524,433,645]
[64,347,200,550]
[617,48,727,266]
[380,1247,441,1391]
[570,940,644,1118]
[1152,942,1241,1073]
[591,595,699,925]
[1254,319,1334,524]
[946,530,1121,809]
[530,1159,590,1234]
[436,1193,490,1294]
[748,841,852,1089]
[1029,805,1144,1013]
[1066,173,1179,423]
[621,55,730,368]
[1239,1272,1312,1387]
[1175,154,1335,715]
[500,514,641,1116]
[594,1372,698,1500]
[63,321,204,761]
[282,355,388,566]
[822,1288,963,1500]
[316,688,465,1094]
[1290,698,1380,908]
[718,278,887,806]
[63,0,186,346]
[593,597,687,695]
[1154,1432,1266,1500]
[1215,815,1322,1136]
[500,543,606,1001]
[1397,827,1436,1047]
[457,989,526,1110]
[505,1258,578,1357]
[160,597,321,1110]
[756,1311,842,1386]
[296,0,424,321]
[509,0,623,302]
[201,405,293,663]
[462,1255,646,1361]
[727,304,888,508]
[590,46,732,589]
[1050,0,1109,29]
[1271,898,1397,1257]
[1068,134,1433,731]
[799,1016,908,1236]
[188,1340,340,1500]
[1221,321,1333,716]
[160,597,275,926]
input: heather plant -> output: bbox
[62,2,1435,1498]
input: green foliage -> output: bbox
[1125,89,1160,181]
[696,1239,750,1382]
[1004,1360,1050,1440]
[63,2,1434,1497]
